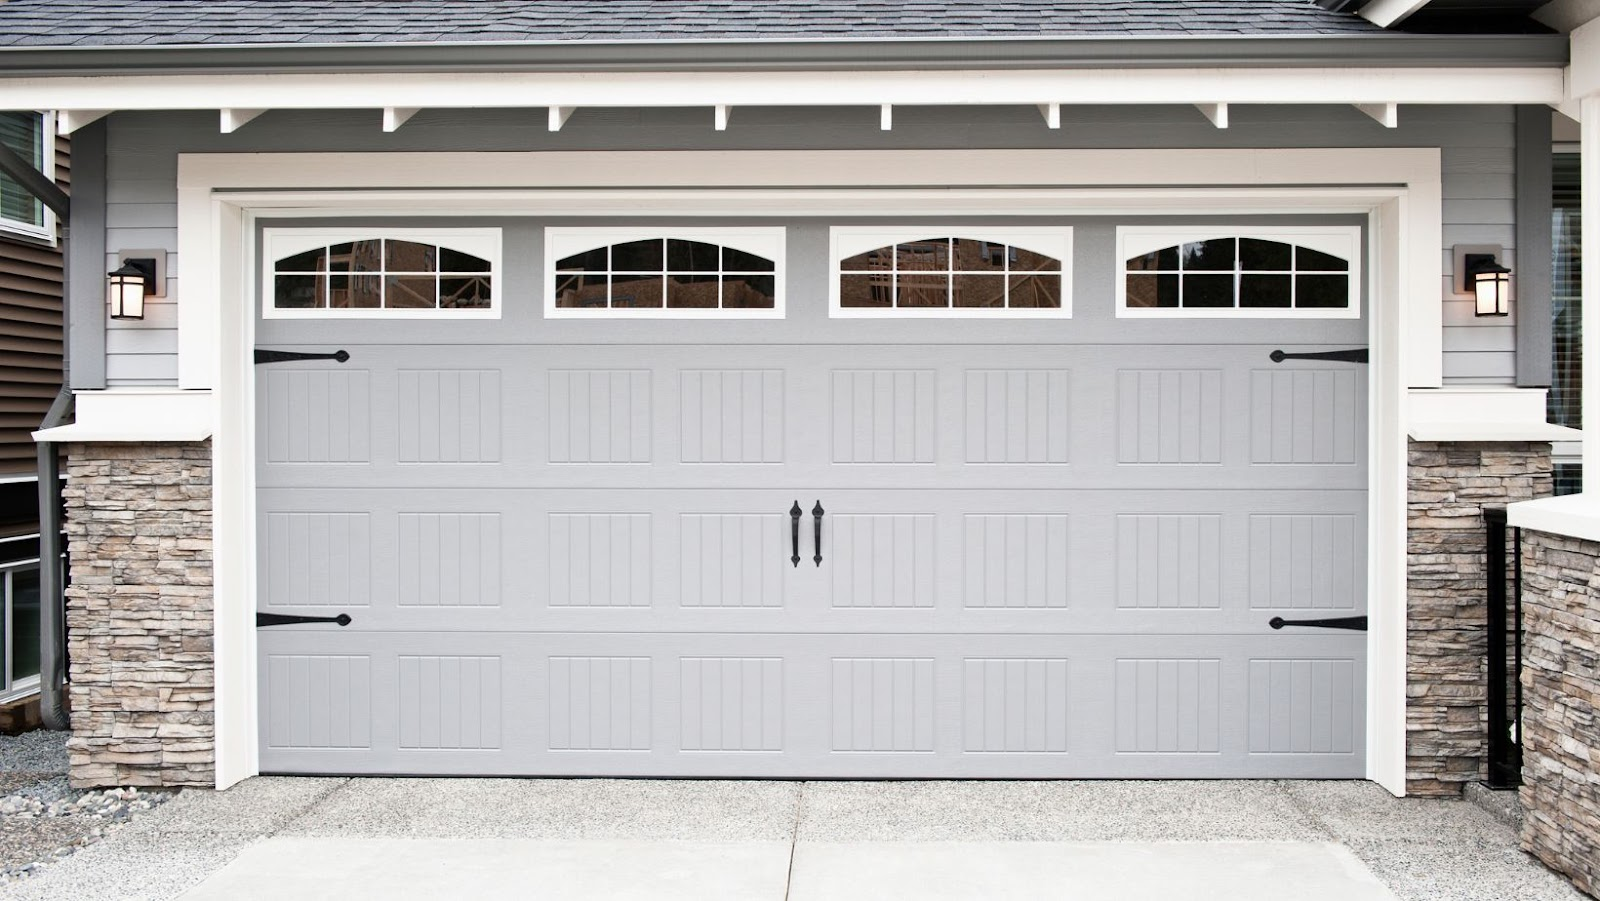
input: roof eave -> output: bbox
[0,33,1569,77]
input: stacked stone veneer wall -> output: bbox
[63,442,214,788]
[1520,531,1600,897]
[1406,440,1551,796]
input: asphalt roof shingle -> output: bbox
[0,1,1388,47]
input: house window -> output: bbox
[546,228,784,318]
[263,228,500,318]
[0,111,55,241]
[1550,150,1582,495]
[830,227,1072,317]
[1117,227,1361,318]
[0,560,41,703]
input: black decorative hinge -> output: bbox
[1269,348,1368,364]
[1269,615,1367,632]
[254,349,351,365]
[256,612,353,628]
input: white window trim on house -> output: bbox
[1115,225,1362,319]
[95,146,1469,796]
[544,227,785,319]
[0,110,57,243]
[828,226,1073,319]
[262,227,502,319]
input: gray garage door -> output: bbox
[255,222,1367,779]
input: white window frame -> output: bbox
[0,558,42,705]
[261,227,502,320]
[1116,225,1362,319]
[544,227,785,319]
[0,111,57,243]
[829,226,1073,319]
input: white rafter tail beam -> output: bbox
[1038,102,1061,129]
[1196,102,1229,129]
[547,105,576,132]
[382,107,420,133]
[880,104,893,131]
[1356,102,1400,128]
[714,104,731,132]
[219,108,266,134]
[1359,0,1433,28]
[55,109,110,136]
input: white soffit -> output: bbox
[6,65,1566,124]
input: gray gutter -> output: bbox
[0,34,1569,76]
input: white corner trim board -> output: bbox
[31,389,214,443]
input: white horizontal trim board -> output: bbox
[0,66,1566,116]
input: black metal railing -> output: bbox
[1484,507,1523,789]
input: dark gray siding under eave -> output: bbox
[0,131,68,476]
[98,103,1519,386]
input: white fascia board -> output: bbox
[0,66,1566,113]
[31,389,214,443]
[1360,0,1434,28]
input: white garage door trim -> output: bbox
[181,147,1433,794]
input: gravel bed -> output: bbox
[0,731,174,884]
[0,731,68,776]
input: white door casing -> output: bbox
[176,148,1434,792]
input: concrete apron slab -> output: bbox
[174,837,1398,901]
[174,838,794,901]
[790,841,1400,901]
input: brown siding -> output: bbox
[0,132,68,477]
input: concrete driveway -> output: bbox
[0,779,1580,901]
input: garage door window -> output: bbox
[1117,226,1360,318]
[264,228,500,319]
[831,227,1072,317]
[546,228,784,318]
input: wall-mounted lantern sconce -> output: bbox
[1453,244,1512,318]
[1469,257,1512,318]
[107,262,149,320]
[108,250,166,321]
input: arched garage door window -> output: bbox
[830,227,1073,317]
[264,228,501,318]
[1117,226,1361,318]
[546,228,784,317]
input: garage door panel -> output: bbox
[256,488,1362,634]
[255,345,1363,493]
[258,631,1361,778]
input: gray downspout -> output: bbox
[36,341,71,731]
[0,138,74,730]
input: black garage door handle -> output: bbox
[257,612,353,628]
